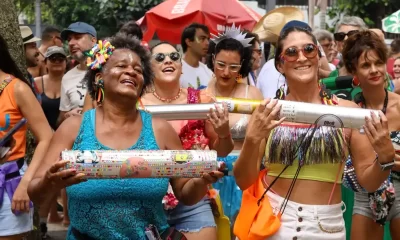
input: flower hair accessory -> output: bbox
[85,40,115,70]
[140,40,149,51]
[211,23,254,47]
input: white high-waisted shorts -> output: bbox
[267,191,346,240]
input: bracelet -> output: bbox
[218,132,231,139]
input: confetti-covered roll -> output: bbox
[61,150,218,179]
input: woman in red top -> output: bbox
[0,34,53,239]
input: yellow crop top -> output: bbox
[263,124,349,184]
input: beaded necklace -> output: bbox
[152,88,182,103]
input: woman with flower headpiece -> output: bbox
[27,33,225,240]
[338,31,400,240]
[203,25,264,228]
[140,41,233,240]
[233,21,395,240]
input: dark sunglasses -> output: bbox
[152,52,181,63]
[48,55,66,63]
[280,43,318,62]
[333,30,359,41]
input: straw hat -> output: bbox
[252,7,304,43]
[19,26,41,44]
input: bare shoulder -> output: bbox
[389,92,400,114]
[248,85,264,100]
[13,78,39,103]
[13,78,32,94]
[200,88,214,103]
[33,76,42,83]
[151,116,178,150]
[34,76,43,93]
[151,117,174,134]
[389,91,400,104]
[335,97,360,109]
[56,115,83,140]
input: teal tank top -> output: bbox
[66,109,169,240]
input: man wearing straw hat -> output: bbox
[20,26,42,102]
[252,7,332,98]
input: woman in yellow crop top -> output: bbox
[233,21,396,240]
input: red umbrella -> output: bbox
[138,0,261,44]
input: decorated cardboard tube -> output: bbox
[60,150,220,179]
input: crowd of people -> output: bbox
[1,5,400,240]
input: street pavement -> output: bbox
[46,222,68,240]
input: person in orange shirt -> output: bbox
[0,33,53,239]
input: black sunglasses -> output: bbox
[48,55,66,63]
[152,52,181,63]
[334,30,359,41]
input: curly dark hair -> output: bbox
[342,30,388,74]
[274,27,318,71]
[84,33,153,99]
[118,20,143,40]
[206,38,252,77]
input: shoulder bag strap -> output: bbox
[0,75,13,96]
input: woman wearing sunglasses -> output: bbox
[34,46,67,131]
[204,31,264,229]
[322,16,366,84]
[340,31,400,240]
[141,42,234,240]
[233,21,395,240]
[33,46,68,237]
[28,34,225,240]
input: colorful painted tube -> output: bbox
[61,150,218,179]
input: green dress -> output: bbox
[323,70,393,239]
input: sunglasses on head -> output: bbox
[152,52,181,63]
[280,43,318,62]
[334,30,359,41]
[48,55,66,63]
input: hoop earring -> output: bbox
[95,79,104,103]
[274,84,286,100]
[318,81,336,105]
[236,74,243,83]
[352,76,360,87]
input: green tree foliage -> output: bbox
[328,0,400,30]
[95,0,162,25]
[15,0,162,38]
[14,0,53,24]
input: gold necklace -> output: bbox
[152,88,182,103]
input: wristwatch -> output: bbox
[377,157,395,171]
